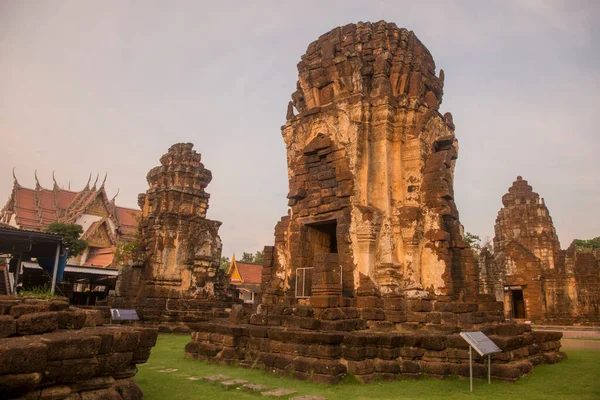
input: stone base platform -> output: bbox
[109,294,232,332]
[252,294,509,333]
[185,321,565,384]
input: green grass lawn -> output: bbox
[135,334,600,400]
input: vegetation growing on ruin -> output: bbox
[135,334,600,400]
[465,232,481,252]
[573,237,600,250]
[113,239,140,265]
[465,232,492,256]
[17,286,63,299]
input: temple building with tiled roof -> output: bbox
[0,171,141,269]
[227,254,262,303]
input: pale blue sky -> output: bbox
[1,0,598,257]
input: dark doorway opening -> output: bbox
[307,220,338,254]
[511,290,526,319]
[295,220,341,299]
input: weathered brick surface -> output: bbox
[0,315,16,338]
[41,333,102,361]
[57,310,88,330]
[17,311,58,335]
[0,372,42,396]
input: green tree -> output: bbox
[233,250,265,265]
[464,232,481,255]
[573,237,600,250]
[254,250,264,265]
[220,256,231,271]
[44,222,88,257]
[241,252,254,263]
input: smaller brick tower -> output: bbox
[112,143,230,327]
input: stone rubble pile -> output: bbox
[0,296,157,400]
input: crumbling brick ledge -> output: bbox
[0,296,158,399]
[185,321,565,384]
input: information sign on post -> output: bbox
[459,331,502,392]
[110,309,140,323]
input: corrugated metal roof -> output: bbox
[22,261,118,276]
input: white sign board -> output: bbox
[110,308,139,321]
[460,331,502,356]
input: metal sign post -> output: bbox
[469,345,473,391]
[460,331,502,392]
[50,243,61,295]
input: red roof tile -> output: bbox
[2,179,141,268]
[84,247,115,268]
[56,190,77,209]
[17,188,36,209]
[115,206,140,237]
[39,190,54,212]
[235,262,263,285]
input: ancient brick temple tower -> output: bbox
[111,143,230,327]
[493,176,561,270]
[480,176,600,324]
[187,22,565,383]
[262,20,486,316]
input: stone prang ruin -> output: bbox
[111,143,231,329]
[265,19,480,308]
[185,22,566,384]
[480,176,600,325]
